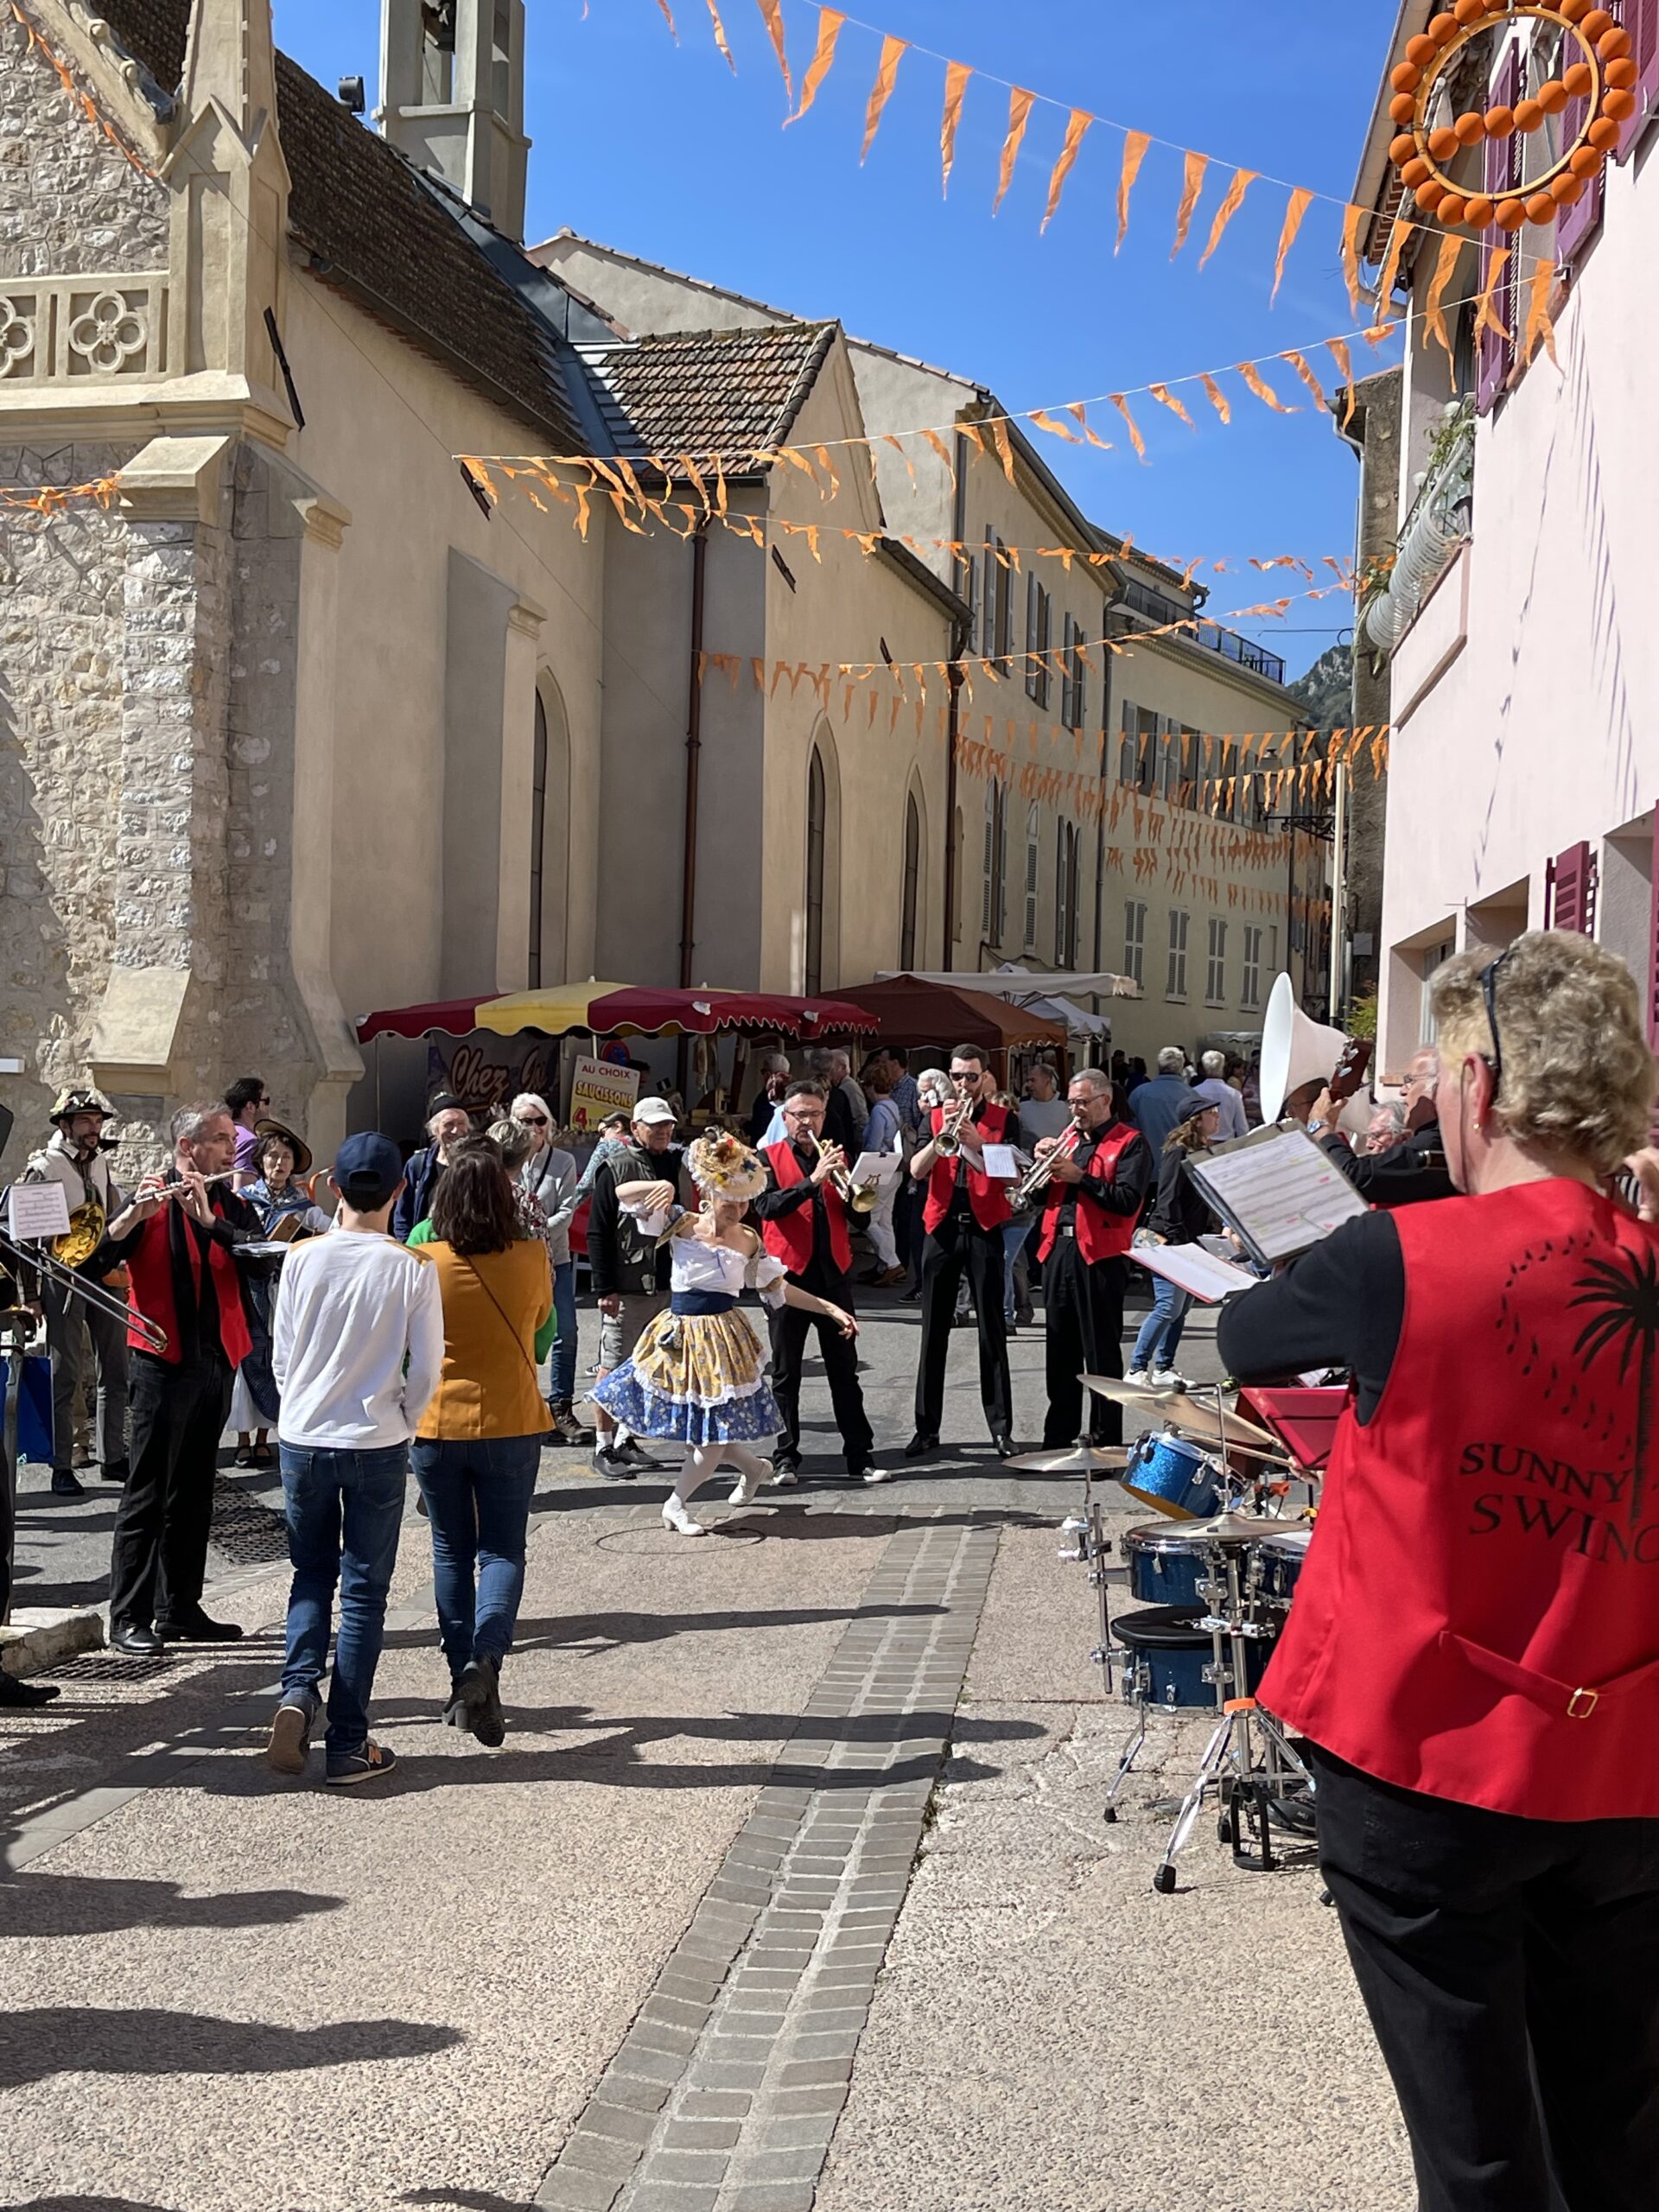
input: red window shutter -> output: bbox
[1478,49,1523,413]
[1548,839,1596,934]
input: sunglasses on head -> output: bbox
[1478,944,1516,1100]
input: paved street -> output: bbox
[0,1287,1410,2209]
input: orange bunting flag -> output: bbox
[1340,205,1365,317]
[861,33,906,162]
[704,0,736,69]
[1110,394,1147,461]
[787,5,842,121]
[939,59,971,194]
[1171,149,1210,257]
[1281,349,1325,408]
[1327,337,1357,425]
[1147,383,1194,429]
[1199,168,1255,269]
[991,416,1019,486]
[1116,130,1151,253]
[919,425,957,486]
[1422,232,1463,361]
[1198,373,1232,426]
[1475,247,1512,342]
[1376,218,1414,312]
[1238,360,1300,416]
[1524,255,1559,366]
[653,0,679,37]
[993,86,1036,215]
[1271,187,1314,304]
[753,0,791,99]
[1067,402,1113,451]
[1041,109,1092,234]
[1029,410,1081,442]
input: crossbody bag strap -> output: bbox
[458,1250,549,1414]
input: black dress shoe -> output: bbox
[771,1451,802,1478]
[155,1614,244,1643]
[0,1672,60,1707]
[100,1460,129,1484]
[991,1432,1016,1459]
[50,1469,86,1497]
[110,1624,162,1657]
[904,1431,939,1459]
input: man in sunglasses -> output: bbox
[1305,1044,1454,1208]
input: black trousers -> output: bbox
[914,1211,1011,1439]
[108,1352,232,1630]
[1313,1745,1659,2212]
[1042,1240,1128,1447]
[768,1281,874,1468]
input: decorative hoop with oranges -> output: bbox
[1387,0,1633,232]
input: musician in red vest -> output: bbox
[1034,1068,1153,1451]
[751,1081,878,1485]
[1218,931,1659,2212]
[906,1046,1020,1459]
[94,1102,276,1656]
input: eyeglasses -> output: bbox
[1479,945,1516,1100]
[518,1114,549,1126]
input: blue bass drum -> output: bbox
[1122,1521,1207,1610]
[1121,1430,1223,1521]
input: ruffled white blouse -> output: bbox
[621,1198,789,1308]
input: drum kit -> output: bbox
[1020,1372,1320,1894]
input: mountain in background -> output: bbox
[1288,642,1352,730]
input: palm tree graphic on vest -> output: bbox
[1571,1245,1659,1531]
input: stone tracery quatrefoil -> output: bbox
[67,289,147,373]
[0,296,35,377]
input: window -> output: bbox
[1159,728,1179,802]
[1241,925,1263,1010]
[1179,727,1202,810]
[1166,907,1190,1000]
[900,790,921,969]
[1134,706,1159,793]
[1206,917,1226,1004]
[1118,699,1139,784]
[1054,821,1080,966]
[1025,576,1052,706]
[528,690,549,987]
[984,529,1011,672]
[982,780,1007,943]
[805,746,826,994]
[1023,802,1039,949]
[1060,612,1087,731]
[1123,899,1147,988]
[1421,935,1455,1045]
[964,554,980,652]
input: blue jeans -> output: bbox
[1132,1272,1192,1373]
[411,1433,541,1681]
[279,1443,409,1758]
[547,1259,577,1402]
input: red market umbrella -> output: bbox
[830,976,1067,1052]
[356,984,880,1045]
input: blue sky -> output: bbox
[274,0,1400,679]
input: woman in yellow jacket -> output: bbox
[413,1147,552,1748]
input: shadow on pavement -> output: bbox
[402,2192,535,2211]
[0,2007,462,2089]
[0,1870,343,1941]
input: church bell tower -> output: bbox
[376,0,530,241]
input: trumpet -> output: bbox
[810,1133,880,1213]
[1013,1125,1081,1206]
[932,1089,976,1158]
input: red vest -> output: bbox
[1036,1121,1143,1263]
[923,1099,1014,1234]
[762,1140,853,1276]
[124,1198,253,1368]
[1260,1179,1659,1820]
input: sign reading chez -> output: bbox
[426,1036,563,1120]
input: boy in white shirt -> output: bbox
[265,1133,443,1785]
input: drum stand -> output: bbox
[1058,1478,1118,1697]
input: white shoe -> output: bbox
[1125,1368,1152,1388]
[861,1465,892,1485]
[1148,1368,1185,1392]
[662,1498,706,1536]
[728,1467,759,1507]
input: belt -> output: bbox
[671,1289,738,1316]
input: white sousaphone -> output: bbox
[1258,972,1372,1128]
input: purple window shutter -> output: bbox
[1550,840,1594,933]
[1477,50,1522,412]
[1629,0,1659,152]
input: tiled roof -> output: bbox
[90,0,588,452]
[575,324,839,472]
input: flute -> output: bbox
[139,1170,241,1201]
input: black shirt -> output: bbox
[1215,1210,1406,1425]
[1056,1117,1154,1228]
[1319,1117,1454,1208]
[752,1143,848,1296]
[747,1090,783,1145]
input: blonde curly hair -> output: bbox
[1429,931,1656,1174]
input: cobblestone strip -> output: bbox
[536,1519,998,2212]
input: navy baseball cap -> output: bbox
[333,1131,404,1209]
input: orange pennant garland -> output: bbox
[704,0,736,70]
[993,86,1036,215]
[654,0,680,35]
[861,33,906,162]
[1271,187,1313,304]
[1524,254,1558,366]
[1198,373,1232,426]
[1028,410,1081,442]
[1110,394,1147,461]
[1041,108,1092,233]
[1422,232,1463,361]
[1476,248,1512,343]
[1067,403,1112,451]
[1147,384,1194,429]
[1198,168,1255,269]
[990,416,1019,486]
[787,6,842,122]
[939,58,971,194]
[1376,218,1414,311]
[1340,205,1365,317]
[1116,130,1151,253]
[1171,149,1209,257]
[1327,338,1357,425]
[753,0,791,98]
[1281,350,1325,408]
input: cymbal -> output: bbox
[1165,1420,1294,1466]
[1079,1374,1181,1409]
[1159,1510,1281,1548]
[1007,1443,1133,1473]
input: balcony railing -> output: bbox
[1363,400,1474,656]
[0,272,170,388]
[1120,577,1287,685]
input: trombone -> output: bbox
[809,1133,880,1213]
[0,1224,167,1352]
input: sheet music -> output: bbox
[979,1144,1019,1181]
[1135,1240,1260,1304]
[1187,1122,1368,1265]
[849,1150,904,1186]
[7,1181,71,1241]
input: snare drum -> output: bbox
[1110,1605,1213,1709]
[1253,1525,1313,1605]
[1121,1430,1223,1521]
[1122,1521,1207,1610]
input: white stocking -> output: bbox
[670,1444,722,1511]
[726,1441,770,1484]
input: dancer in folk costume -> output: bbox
[592,1132,856,1535]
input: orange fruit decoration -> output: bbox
[1563,60,1595,94]
[1526,191,1558,223]
[1570,142,1604,174]
[1580,8,1614,38]
[1535,78,1570,113]
[1392,61,1422,92]
[1464,192,1497,226]
[1485,105,1516,137]
[1495,197,1528,229]
[1557,0,1592,19]
[1440,193,1470,223]
[1455,109,1489,143]
[1599,25,1633,60]
[1588,113,1622,148]
[1603,86,1637,118]
[1551,172,1586,203]
[1428,11,1459,41]
[1454,0,1489,22]
[1428,124,1461,158]
[1514,98,1544,131]
[1403,156,1433,187]
[1406,33,1439,65]
[1415,179,1448,209]
[1390,92,1418,123]
[1389,131,1419,165]
[1607,56,1640,88]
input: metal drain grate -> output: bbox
[209,1477,291,1567]
[39,1649,177,1682]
